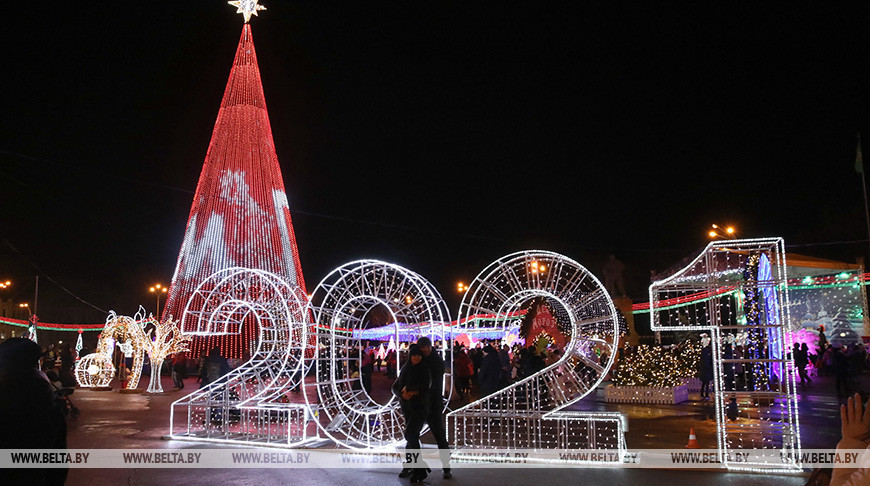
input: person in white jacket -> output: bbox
[832,393,870,486]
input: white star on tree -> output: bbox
[228,0,266,23]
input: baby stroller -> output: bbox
[44,367,81,418]
[51,382,81,419]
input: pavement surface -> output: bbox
[56,369,851,486]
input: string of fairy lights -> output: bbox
[611,341,702,387]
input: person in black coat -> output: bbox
[200,347,230,387]
[699,344,714,399]
[0,338,68,485]
[416,337,452,479]
[392,344,431,482]
[478,345,502,397]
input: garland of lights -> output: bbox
[13,272,864,334]
[612,341,701,388]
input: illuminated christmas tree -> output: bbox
[164,10,306,359]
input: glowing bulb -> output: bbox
[708,231,717,237]
[726,227,735,234]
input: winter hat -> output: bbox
[0,338,42,371]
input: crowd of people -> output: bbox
[450,340,578,403]
[790,327,869,400]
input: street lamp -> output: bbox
[530,261,547,273]
[19,303,36,343]
[149,284,168,317]
[707,224,736,240]
[456,282,469,293]
[0,280,11,289]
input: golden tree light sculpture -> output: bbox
[144,317,191,393]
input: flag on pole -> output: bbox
[857,133,864,174]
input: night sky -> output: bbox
[2,3,870,325]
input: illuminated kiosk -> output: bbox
[448,250,626,462]
[649,238,801,472]
[303,260,450,450]
[170,267,312,446]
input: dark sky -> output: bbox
[2,3,870,324]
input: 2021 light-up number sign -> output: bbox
[302,260,451,450]
[447,250,626,461]
[649,238,801,473]
[170,267,312,446]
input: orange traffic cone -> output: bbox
[685,427,699,449]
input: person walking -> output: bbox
[201,348,231,424]
[416,337,452,479]
[793,343,810,387]
[453,348,473,401]
[499,344,511,386]
[392,345,432,483]
[478,345,502,397]
[360,347,374,395]
[699,343,714,399]
[171,353,187,390]
[200,348,230,387]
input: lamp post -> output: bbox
[0,280,11,289]
[707,224,737,240]
[149,284,168,318]
[19,303,36,343]
[456,282,469,293]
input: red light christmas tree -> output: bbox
[163,20,306,359]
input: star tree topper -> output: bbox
[229,0,266,23]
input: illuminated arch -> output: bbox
[76,314,147,390]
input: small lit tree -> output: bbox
[144,317,191,393]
